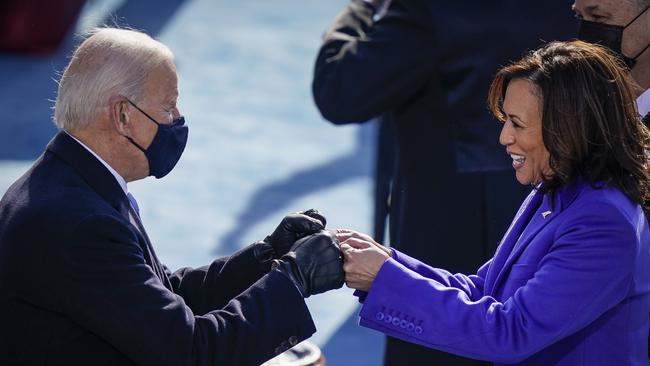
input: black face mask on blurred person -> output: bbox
[578,6,650,69]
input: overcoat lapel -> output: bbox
[489,195,557,291]
[487,180,584,295]
[46,131,172,289]
[46,131,131,220]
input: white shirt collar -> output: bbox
[637,88,650,117]
[64,131,128,195]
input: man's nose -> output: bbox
[172,107,181,120]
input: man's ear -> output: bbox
[108,95,130,135]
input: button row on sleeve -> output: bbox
[375,312,423,334]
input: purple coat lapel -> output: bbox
[486,181,583,295]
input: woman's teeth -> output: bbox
[510,154,525,163]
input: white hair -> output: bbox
[53,27,173,131]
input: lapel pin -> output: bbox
[542,210,552,219]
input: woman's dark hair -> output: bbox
[488,40,650,214]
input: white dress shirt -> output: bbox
[65,131,128,195]
[637,88,650,118]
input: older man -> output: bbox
[0,28,344,366]
[575,0,650,121]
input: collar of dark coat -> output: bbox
[46,131,131,219]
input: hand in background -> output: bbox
[265,209,327,257]
[336,229,390,291]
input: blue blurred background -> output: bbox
[0,0,383,364]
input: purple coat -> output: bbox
[357,180,650,365]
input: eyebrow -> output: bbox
[505,112,526,124]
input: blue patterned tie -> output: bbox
[127,192,140,217]
[124,192,171,289]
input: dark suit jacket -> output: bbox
[312,1,575,364]
[0,132,315,366]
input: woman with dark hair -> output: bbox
[337,40,650,365]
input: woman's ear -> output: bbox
[108,95,130,135]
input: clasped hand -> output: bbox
[264,210,391,295]
[335,229,391,292]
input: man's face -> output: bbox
[127,59,181,179]
[137,59,180,136]
[573,0,648,59]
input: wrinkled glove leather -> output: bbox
[265,209,327,257]
[274,230,344,297]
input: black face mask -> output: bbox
[577,6,650,69]
[126,99,189,179]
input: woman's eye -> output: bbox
[509,120,523,129]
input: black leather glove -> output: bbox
[265,209,326,258]
[273,230,344,297]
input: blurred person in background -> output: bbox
[573,0,650,355]
[575,0,650,129]
[312,0,574,364]
[0,27,344,366]
[0,0,86,55]
[338,40,650,365]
